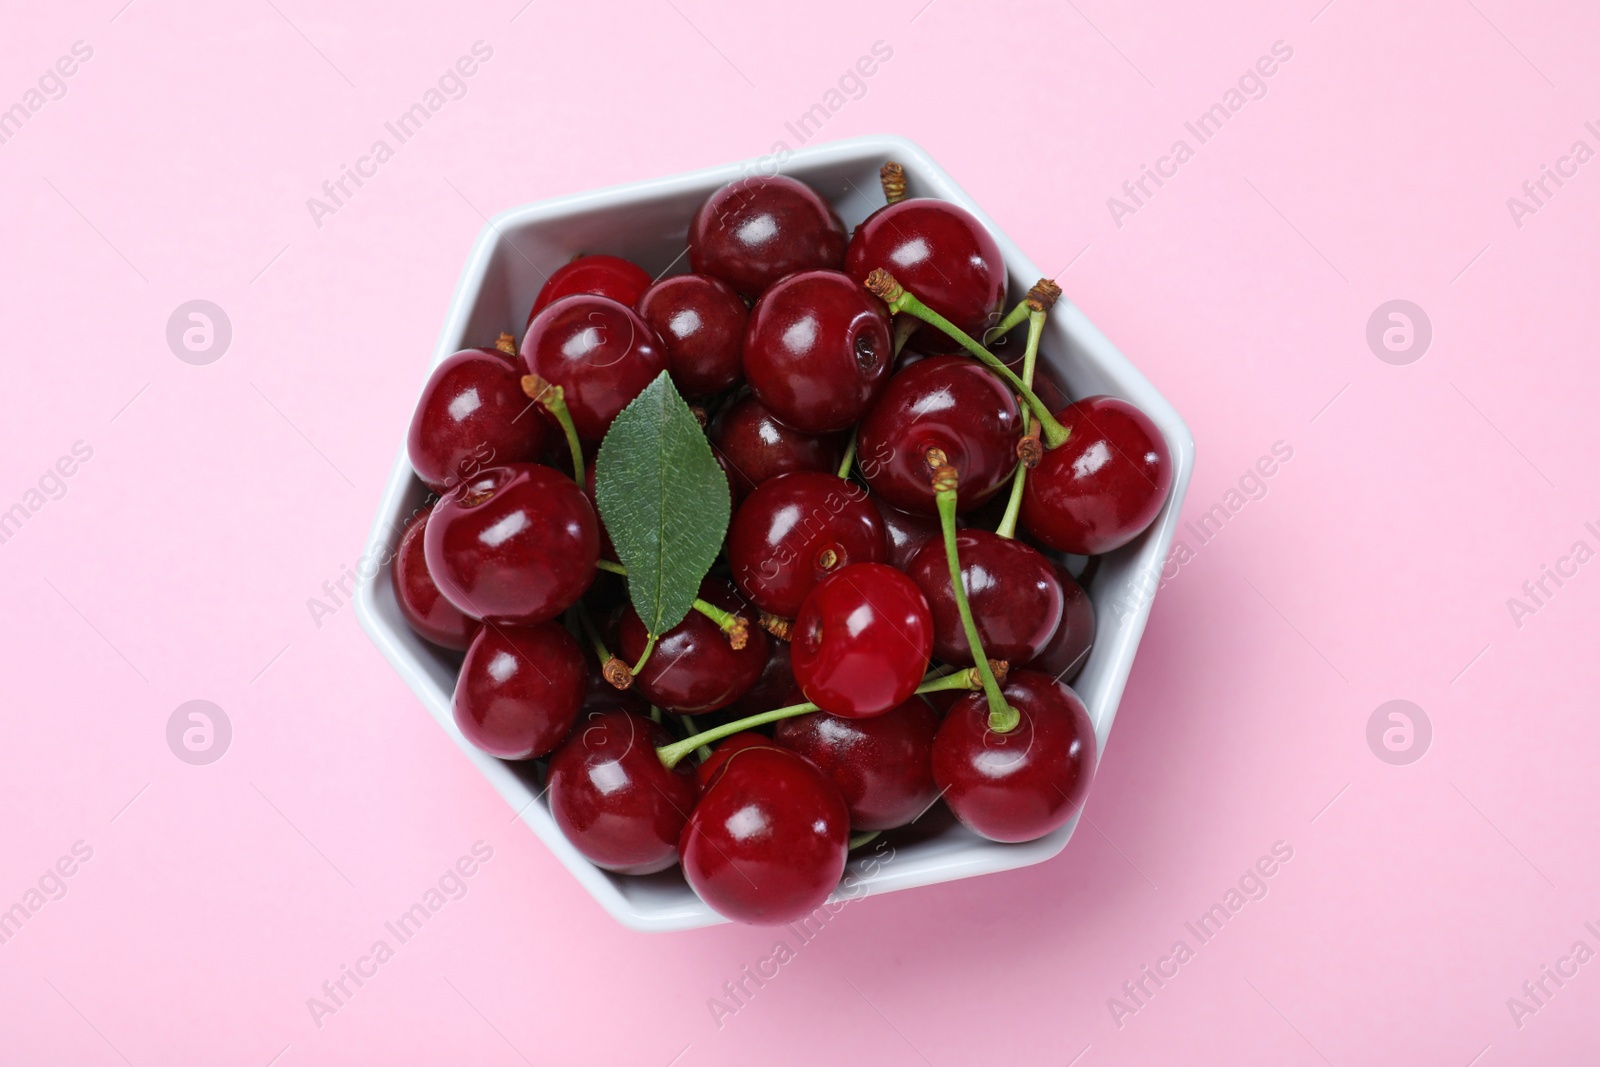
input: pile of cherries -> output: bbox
[394,163,1173,925]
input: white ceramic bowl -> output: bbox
[355,134,1194,931]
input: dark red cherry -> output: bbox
[547,709,699,875]
[688,175,847,298]
[453,622,585,759]
[580,664,649,718]
[407,348,546,493]
[774,697,940,830]
[710,392,845,499]
[906,529,1064,666]
[931,669,1096,843]
[727,471,886,618]
[1021,396,1173,555]
[615,579,769,714]
[857,356,1021,515]
[846,198,1005,355]
[725,639,804,719]
[425,463,598,625]
[521,295,667,441]
[694,732,779,790]
[1026,564,1096,683]
[392,505,481,650]
[874,498,944,571]
[742,270,892,434]
[636,273,747,399]
[527,254,652,325]
[679,745,849,924]
[790,563,933,718]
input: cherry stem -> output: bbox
[521,374,585,484]
[934,476,1021,733]
[837,430,858,479]
[985,301,1030,344]
[864,271,1068,448]
[880,161,907,205]
[655,670,981,769]
[594,559,746,647]
[630,635,657,677]
[680,714,714,762]
[995,309,1048,540]
[574,603,632,689]
[891,313,919,357]
[848,830,881,850]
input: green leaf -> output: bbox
[594,371,731,638]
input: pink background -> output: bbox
[2,0,1597,1063]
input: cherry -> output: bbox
[694,731,779,790]
[453,621,585,759]
[392,505,481,650]
[774,697,940,830]
[521,295,667,441]
[931,669,1096,843]
[874,497,944,571]
[710,392,845,500]
[845,194,1005,356]
[527,254,652,325]
[1021,396,1172,555]
[742,270,892,434]
[906,529,1064,666]
[616,579,769,714]
[790,563,933,718]
[1026,564,1095,683]
[688,175,847,298]
[547,709,699,875]
[727,471,886,618]
[679,745,849,924]
[407,348,546,493]
[580,663,649,718]
[725,639,804,719]
[857,356,1021,515]
[636,273,747,399]
[425,463,598,625]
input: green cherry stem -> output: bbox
[521,373,585,485]
[837,429,858,480]
[933,463,1020,734]
[630,635,658,677]
[984,300,1030,345]
[655,669,981,769]
[594,559,748,647]
[865,270,1069,448]
[848,830,882,850]
[574,603,633,689]
[995,291,1055,539]
[680,714,713,762]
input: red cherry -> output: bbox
[424,463,598,625]
[688,175,847,298]
[407,348,546,493]
[875,498,944,571]
[527,254,652,326]
[725,639,805,719]
[694,732,779,791]
[931,670,1096,843]
[547,709,699,875]
[616,579,769,714]
[679,745,849,924]
[636,273,747,399]
[580,664,650,718]
[742,270,892,434]
[846,198,1004,355]
[1021,396,1172,555]
[727,471,886,618]
[452,622,585,759]
[857,356,1021,515]
[521,295,667,441]
[1025,564,1096,683]
[774,697,940,830]
[710,392,845,500]
[392,505,481,650]
[790,563,933,718]
[905,529,1064,666]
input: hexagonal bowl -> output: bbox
[354,134,1194,931]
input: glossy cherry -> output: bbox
[527,254,652,325]
[424,463,598,625]
[695,732,779,790]
[906,529,1064,666]
[742,270,892,434]
[547,709,699,875]
[679,745,849,924]
[453,622,585,759]
[1021,396,1173,555]
[931,669,1096,843]
[580,663,649,718]
[1026,564,1096,683]
[392,505,481,650]
[857,356,1021,515]
[688,175,847,298]
[790,563,933,718]
[710,392,845,500]
[407,348,546,492]
[616,579,769,714]
[874,498,944,571]
[774,697,940,830]
[727,471,886,618]
[636,273,747,398]
[521,295,667,441]
[846,197,1004,355]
